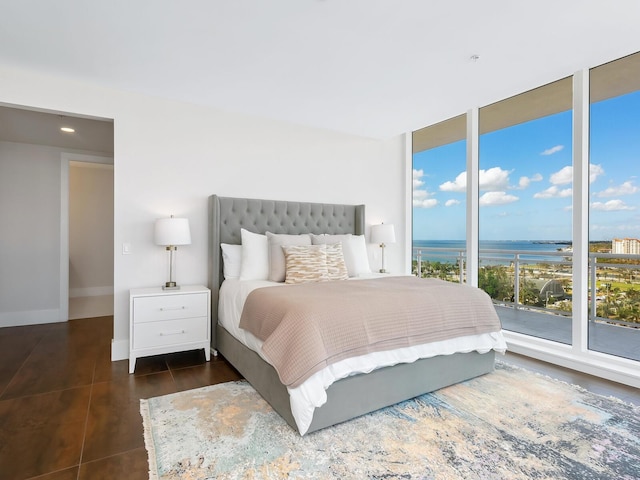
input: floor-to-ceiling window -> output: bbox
[588,52,640,362]
[478,78,573,344]
[410,50,640,388]
[412,115,466,282]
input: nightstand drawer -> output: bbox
[133,293,208,323]
[133,317,208,349]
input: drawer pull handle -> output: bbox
[160,330,186,336]
[160,306,186,311]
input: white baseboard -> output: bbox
[69,286,114,298]
[0,309,63,328]
[111,338,129,361]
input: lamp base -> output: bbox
[379,269,387,274]
[162,282,180,290]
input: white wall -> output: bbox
[0,65,406,360]
[0,141,61,325]
[69,163,114,297]
[0,141,111,326]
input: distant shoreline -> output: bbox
[414,240,613,245]
[412,240,575,264]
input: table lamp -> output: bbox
[155,215,191,289]
[371,223,396,273]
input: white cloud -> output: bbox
[413,169,425,189]
[518,173,543,189]
[550,166,573,185]
[440,167,510,193]
[481,167,511,190]
[541,145,564,156]
[479,191,519,206]
[412,169,437,208]
[413,188,437,208]
[533,186,573,199]
[413,198,438,208]
[413,189,428,200]
[590,164,604,183]
[591,199,636,211]
[595,180,638,198]
[548,164,604,185]
[440,171,467,192]
[445,199,460,207]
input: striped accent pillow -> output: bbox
[282,245,329,284]
[325,243,349,281]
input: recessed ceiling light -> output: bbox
[60,127,75,133]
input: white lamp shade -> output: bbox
[154,217,191,246]
[371,223,396,244]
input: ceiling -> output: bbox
[0,105,114,154]
[1,1,639,140]
[413,51,640,152]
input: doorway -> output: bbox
[0,104,114,327]
[65,157,114,319]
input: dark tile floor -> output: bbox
[1,316,637,479]
[0,316,241,480]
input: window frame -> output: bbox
[407,65,640,389]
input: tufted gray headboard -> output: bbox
[208,195,365,349]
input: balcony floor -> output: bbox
[496,305,640,362]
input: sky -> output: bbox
[412,90,640,242]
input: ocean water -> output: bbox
[413,240,572,264]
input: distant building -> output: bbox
[612,237,640,254]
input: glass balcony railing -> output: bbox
[412,246,640,328]
[413,247,466,283]
[588,252,640,327]
[413,245,640,362]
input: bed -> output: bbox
[208,195,506,435]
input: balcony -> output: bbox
[413,246,640,363]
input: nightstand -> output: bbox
[129,285,211,373]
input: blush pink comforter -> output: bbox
[239,276,501,387]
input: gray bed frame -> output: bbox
[208,194,495,434]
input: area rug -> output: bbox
[140,363,640,479]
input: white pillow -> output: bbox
[239,228,269,281]
[220,243,242,279]
[266,232,312,282]
[348,234,372,276]
[311,234,371,277]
